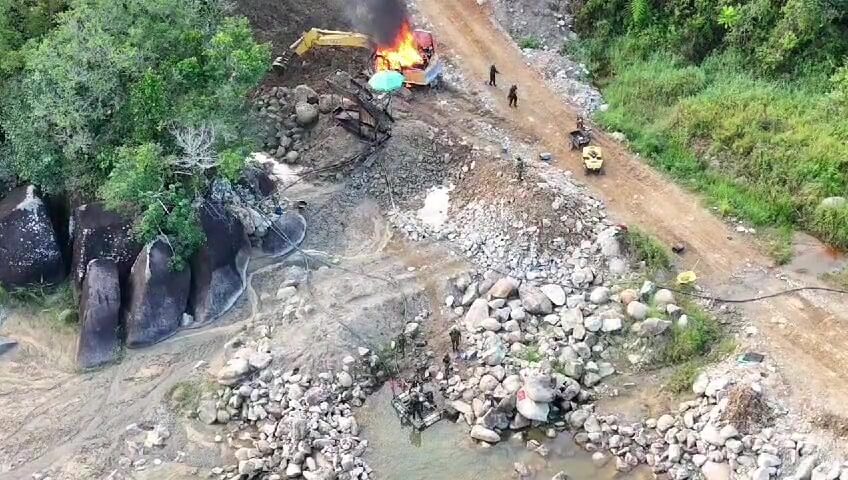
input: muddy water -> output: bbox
[787,232,847,276]
[359,387,650,480]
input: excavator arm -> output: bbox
[289,28,372,57]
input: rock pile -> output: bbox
[206,338,377,479]
[559,371,848,480]
[254,84,339,165]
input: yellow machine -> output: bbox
[290,28,372,56]
[582,146,604,174]
[274,28,444,88]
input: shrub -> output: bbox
[519,36,542,49]
[623,227,673,273]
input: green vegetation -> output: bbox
[518,344,542,363]
[763,227,794,265]
[822,267,848,289]
[168,379,214,416]
[0,0,271,268]
[665,360,701,393]
[574,0,848,248]
[0,282,77,322]
[519,36,543,49]
[660,300,721,364]
[623,227,673,273]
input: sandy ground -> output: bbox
[416,0,848,437]
[2,0,848,476]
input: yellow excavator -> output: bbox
[273,28,444,87]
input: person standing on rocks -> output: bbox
[508,85,518,108]
[515,155,525,181]
[449,326,461,352]
[489,64,500,86]
[442,352,452,375]
[395,334,406,357]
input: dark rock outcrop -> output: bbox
[262,211,307,257]
[189,203,251,325]
[0,337,18,357]
[71,203,141,291]
[76,259,121,369]
[124,239,191,348]
[0,185,65,288]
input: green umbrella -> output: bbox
[368,70,406,92]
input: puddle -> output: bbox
[787,232,847,276]
[417,185,452,230]
[359,386,650,480]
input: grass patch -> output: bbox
[623,227,673,274]
[822,267,848,290]
[517,344,542,363]
[665,361,702,394]
[519,36,542,50]
[581,40,848,247]
[761,227,794,265]
[660,300,721,364]
[2,282,77,324]
[168,379,215,416]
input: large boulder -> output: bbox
[464,298,489,331]
[295,102,320,126]
[516,388,550,422]
[0,185,65,288]
[262,210,307,257]
[519,285,553,314]
[124,239,191,347]
[71,202,141,291]
[76,259,121,368]
[488,276,519,298]
[189,203,251,325]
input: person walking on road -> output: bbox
[489,64,500,86]
[508,85,518,108]
[449,326,462,352]
[442,352,452,375]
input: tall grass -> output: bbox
[587,42,848,247]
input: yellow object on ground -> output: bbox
[290,28,372,56]
[677,271,697,285]
[582,145,604,173]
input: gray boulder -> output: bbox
[0,186,65,288]
[464,298,489,331]
[488,276,519,298]
[626,301,649,320]
[819,196,846,209]
[262,210,307,257]
[71,203,140,291]
[470,425,501,443]
[189,203,250,325]
[124,239,191,347]
[634,318,672,336]
[519,285,553,314]
[295,102,319,126]
[76,259,121,368]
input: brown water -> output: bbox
[787,232,847,276]
[358,387,650,480]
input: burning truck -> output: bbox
[279,20,444,87]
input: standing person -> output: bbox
[515,155,525,182]
[449,326,462,352]
[395,334,406,357]
[442,352,452,375]
[507,85,518,108]
[489,64,500,86]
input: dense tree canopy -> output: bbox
[0,0,271,267]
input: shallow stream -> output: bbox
[358,387,650,480]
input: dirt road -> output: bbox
[417,0,848,421]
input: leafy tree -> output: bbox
[0,0,271,267]
[717,6,740,28]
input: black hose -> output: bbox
[657,285,848,304]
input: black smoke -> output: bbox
[346,0,409,46]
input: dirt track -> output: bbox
[417,0,848,422]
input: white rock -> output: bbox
[656,414,675,432]
[589,287,611,304]
[701,461,731,480]
[337,371,353,388]
[540,284,566,306]
[404,322,420,336]
[757,453,781,469]
[471,425,501,443]
[626,301,649,320]
[481,317,502,331]
[602,317,622,332]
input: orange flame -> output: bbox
[374,21,424,72]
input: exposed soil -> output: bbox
[416,0,848,427]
